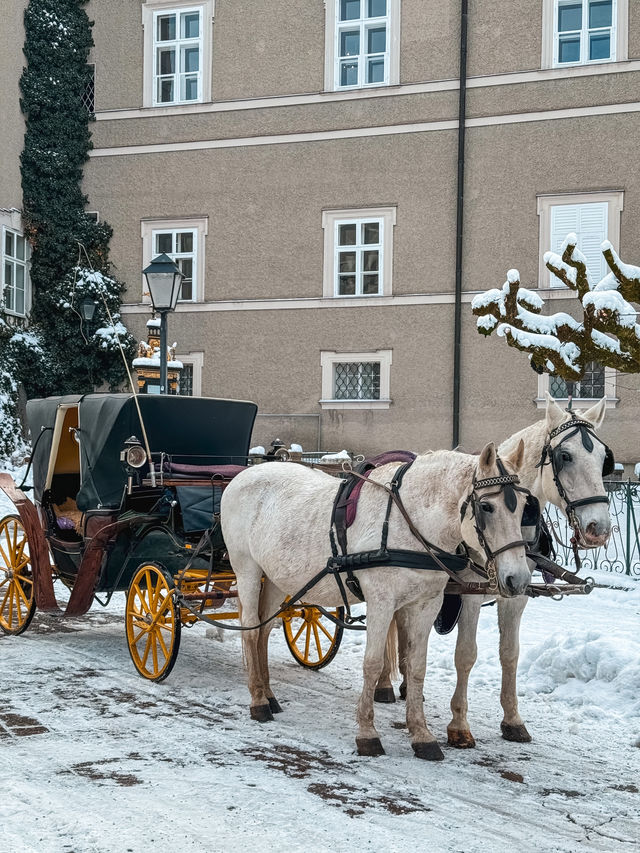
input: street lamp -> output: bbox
[142,253,184,395]
[79,296,98,321]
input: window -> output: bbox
[542,0,627,68]
[176,351,204,396]
[141,217,208,303]
[154,8,202,104]
[537,191,623,289]
[153,229,196,301]
[180,363,194,395]
[320,350,392,409]
[550,361,604,398]
[537,363,617,407]
[325,0,400,91]
[82,64,95,113]
[3,228,29,317]
[142,1,213,108]
[322,207,396,298]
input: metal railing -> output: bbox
[545,479,640,577]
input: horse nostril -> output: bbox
[586,520,610,538]
[505,575,518,594]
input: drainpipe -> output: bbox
[452,0,468,449]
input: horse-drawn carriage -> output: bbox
[0,394,344,679]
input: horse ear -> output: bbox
[478,442,497,473]
[580,396,606,430]
[503,438,525,473]
[545,392,567,433]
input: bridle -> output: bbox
[459,457,530,589]
[537,415,613,532]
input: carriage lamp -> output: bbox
[79,296,99,322]
[142,253,184,395]
[120,436,148,493]
[120,436,147,469]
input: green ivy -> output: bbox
[18,0,135,397]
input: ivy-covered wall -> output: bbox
[17,0,135,397]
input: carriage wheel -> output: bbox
[0,515,36,635]
[126,563,181,682]
[282,604,344,670]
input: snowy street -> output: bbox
[1,468,638,853]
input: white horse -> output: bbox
[378,396,612,747]
[221,442,532,759]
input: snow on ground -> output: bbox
[1,482,639,853]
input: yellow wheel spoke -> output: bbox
[151,633,159,673]
[156,629,169,660]
[303,623,311,661]
[15,581,30,609]
[131,626,148,646]
[141,632,153,668]
[0,542,10,567]
[0,585,11,614]
[7,586,14,628]
[0,577,9,590]
[291,621,306,645]
[316,618,335,643]
[14,586,23,622]
[312,621,322,659]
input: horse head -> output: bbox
[541,395,612,548]
[460,440,531,598]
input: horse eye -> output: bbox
[480,502,494,513]
[561,450,572,463]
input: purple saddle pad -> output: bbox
[345,451,416,527]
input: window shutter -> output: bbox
[550,205,580,287]
[577,202,608,284]
[550,202,608,287]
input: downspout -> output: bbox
[452,0,468,448]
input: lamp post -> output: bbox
[142,253,184,395]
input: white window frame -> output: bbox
[142,0,213,108]
[320,349,392,409]
[537,191,623,289]
[2,223,30,319]
[322,207,395,298]
[536,366,617,408]
[542,0,628,69]
[141,217,208,304]
[176,350,204,396]
[324,0,400,92]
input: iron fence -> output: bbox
[545,479,640,577]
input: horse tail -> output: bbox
[386,616,399,682]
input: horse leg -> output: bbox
[396,598,444,760]
[374,618,397,704]
[257,577,284,714]
[356,602,395,756]
[447,597,482,748]
[235,559,273,722]
[497,595,531,742]
[397,615,409,700]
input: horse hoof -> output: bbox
[374,687,396,704]
[447,728,476,749]
[413,741,444,761]
[250,704,274,723]
[268,696,283,714]
[399,681,407,700]
[356,737,385,757]
[501,722,532,743]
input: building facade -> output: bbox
[2,1,640,462]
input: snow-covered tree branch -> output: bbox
[472,234,640,380]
